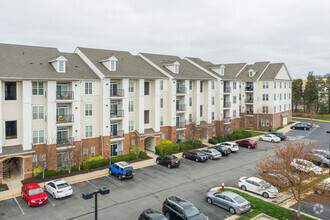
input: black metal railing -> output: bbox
[176,87,187,94]
[176,121,186,128]
[224,102,231,107]
[224,87,232,93]
[56,91,74,100]
[245,98,254,103]
[56,114,74,123]
[176,104,187,111]
[245,87,254,91]
[110,110,124,118]
[111,130,124,138]
[57,137,74,146]
[110,89,125,97]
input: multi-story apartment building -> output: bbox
[0,43,292,184]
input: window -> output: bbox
[85,82,92,94]
[289,83,291,88]
[39,153,46,164]
[266,119,269,126]
[5,121,17,139]
[129,81,134,92]
[189,80,192,90]
[91,146,95,157]
[284,82,287,88]
[284,93,286,100]
[213,127,216,136]
[262,81,269,89]
[59,61,65,72]
[85,125,92,138]
[129,101,134,112]
[200,105,203,117]
[279,105,282,111]
[131,139,135,146]
[262,106,269,113]
[249,70,253,77]
[211,97,215,105]
[32,82,44,95]
[144,81,150,95]
[85,103,92,116]
[274,82,276,88]
[32,105,44,120]
[284,104,286,111]
[83,147,88,158]
[129,120,134,131]
[261,119,265,126]
[160,116,163,126]
[200,81,203,93]
[162,133,165,140]
[262,94,269,101]
[233,110,237,118]
[211,81,215,90]
[239,94,241,100]
[289,104,291,109]
[280,94,282,100]
[274,106,276,113]
[160,80,163,90]
[189,97,192,106]
[110,60,116,71]
[289,93,291,99]
[233,96,236,104]
[233,82,236,90]
[189,113,192,122]
[32,155,38,166]
[5,82,16,100]
[160,98,163,108]
[211,112,215,120]
[144,110,149,124]
[274,94,276,101]
[280,82,282,88]
[33,130,44,144]
[174,64,179,73]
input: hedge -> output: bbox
[161,140,173,145]
[82,158,109,170]
[33,166,43,177]
[57,169,69,175]
[130,146,140,159]
[208,129,253,144]
[71,166,78,172]
[110,153,136,164]
[139,151,148,159]
[155,140,203,155]
[82,155,102,163]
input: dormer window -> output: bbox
[248,69,255,77]
[48,55,68,73]
[100,55,118,71]
[110,60,116,71]
[59,61,65,72]
[173,61,180,74]
[220,64,225,76]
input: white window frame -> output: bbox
[85,82,92,94]
[174,64,179,73]
[211,81,215,90]
[160,116,163,126]
[129,81,134,93]
[85,125,93,138]
[129,120,134,131]
[85,103,93,116]
[211,96,215,105]
[83,147,88,158]
[160,98,163,108]
[189,80,192,90]
[32,105,44,120]
[233,82,236,90]
[233,96,236,104]
[110,60,116,71]
[211,112,215,120]
[189,97,192,106]
[129,101,134,112]
[160,80,164,90]
[58,61,65,72]
[32,155,38,166]
[32,82,44,95]
[32,130,44,144]
[91,146,95,157]
[233,110,237,118]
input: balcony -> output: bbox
[245,87,254,92]
[224,87,232,93]
[56,91,74,100]
[245,98,254,103]
[111,130,124,138]
[56,114,74,124]
[176,87,187,94]
[224,117,231,124]
[176,121,186,128]
[246,111,254,115]
[224,102,231,108]
[110,89,124,98]
[110,110,124,118]
[176,104,187,112]
[57,137,74,146]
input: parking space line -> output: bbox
[14,197,24,215]
[73,192,84,200]
[86,180,100,190]
[47,197,55,207]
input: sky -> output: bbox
[0,0,329,79]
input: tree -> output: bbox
[315,77,326,113]
[303,72,318,114]
[39,145,57,179]
[66,144,83,173]
[292,79,303,112]
[255,141,329,218]
[326,76,330,113]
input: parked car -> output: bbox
[138,209,167,220]
[290,123,310,130]
[44,179,73,199]
[238,177,278,198]
[313,177,330,195]
[156,155,180,168]
[311,149,330,159]
[109,161,135,180]
[205,190,251,215]
[236,139,257,149]
[208,145,230,156]
[162,196,208,220]
[258,172,297,189]
[21,183,48,207]
[182,150,209,162]
[218,142,239,152]
[304,153,329,168]
[270,132,286,141]
[200,148,222,160]
[259,134,281,143]
[300,121,312,128]
[290,159,323,175]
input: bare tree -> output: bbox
[66,144,83,173]
[256,141,329,218]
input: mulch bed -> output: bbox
[289,214,307,220]
[0,184,9,192]
[21,156,153,185]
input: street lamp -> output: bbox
[82,186,110,220]
[327,131,330,149]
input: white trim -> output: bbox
[138,54,173,79]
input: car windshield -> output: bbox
[250,141,256,143]
[57,183,70,189]
[167,156,176,159]
[184,206,200,217]
[259,181,271,188]
[233,196,246,204]
[29,188,43,196]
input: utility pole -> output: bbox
[82,186,110,220]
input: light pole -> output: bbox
[327,131,330,150]
[82,186,110,220]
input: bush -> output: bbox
[236,133,245,139]
[57,169,69,175]
[36,172,43,179]
[155,143,180,155]
[139,151,148,159]
[130,146,140,159]
[242,130,252,138]
[179,142,194,151]
[33,166,43,177]
[83,155,102,163]
[208,138,218,144]
[82,158,109,170]
[111,153,136,164]
[161,140,173,145]
[71,166,78,172]
[216,136,224,143]
[192,140,203,148]
[45,170,57,178]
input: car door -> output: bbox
[159,156,164,165]
[22,187,29,202]
[113,165,119,175]
[215,194,226,208]
[223,195,235,210]
[242,140,248,147]
[245,180,255,192]
[190,152,196,160]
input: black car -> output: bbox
[290,123,310,130]
[182,150,208,162]
[139,209,167,220]
[208,145,230,156]
[305,153,330,168]
[162,196,208,220]
[300,121,312,128]
[271,132,286,141]
[156,155,180,168]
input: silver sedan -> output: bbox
[205,190,251,215]
[200,149,222,160]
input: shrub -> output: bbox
[83,155,102,163]
[71,166,78,172]
[33,166,43,177]
[236,133,245,140]
[161,140,173,145]
[57,169,69,175]
[216,136,224,143]
[82,158,109,170]
[179,142,194,151]
[155,143,180,155]
[110,153,136,164]
[192,140,203,148]
[208,138,218,144]
[242,130,252,138]
[36,172,43,179]
[228,133,238,141]
[139,151,148,159]
[45,170,57,178]
[222,136,229,142]
[130,146,140,159]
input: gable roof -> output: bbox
[236,61,270,81]
[259,63,286,81]
[0,43,99,80]
[140,53,215,80]
[77,47,166,79]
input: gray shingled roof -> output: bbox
[140,53,215,80]
[187,57,246,80]
[259,63,285,81]
[0,44,99,80]
[236,61,270,81]
[77,47,167,79]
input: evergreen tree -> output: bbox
[292,79,303,112]
[303,72,318,114]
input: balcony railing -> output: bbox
[110,89,124,97]
[224,102,231,108]
[176,121,186,128]
[224,117,231,123]
[56,91,74,100]
[56,114,74,123]
[57,137,74,146]
[245,98,254,103]
[110,110,124,118]
[176,87,187,94]
[224,87,232,93]
[246,111,254,115]
[111,130,124,138]
[176,104,187,111]
[245,87,254,91]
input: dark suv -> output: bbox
[156,155,180,168]
[270,132,286,141]
[162,196,209,220]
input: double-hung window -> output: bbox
[85,125,93,138]
[85,103,92,116]
[32,106,44,120]
[33,130,44,144]
[32,82,44,95]
[85,82,92,94]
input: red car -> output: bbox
[236,139,257,149]
[21,183,48,207]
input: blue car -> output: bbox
[109,161,135,180]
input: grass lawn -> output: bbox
[313,115,330,121]
[249,131,265,137]
[219,188,317,220]
[309,173,330,186]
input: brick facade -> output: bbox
[160,126,176,143]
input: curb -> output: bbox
[292,117,330,123]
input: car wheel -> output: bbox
[109,169,113,175]
[263,192,269,198]
[241,185,247,191]
[195,158,199,162]
[164,212,171,220]
[156,160,160,165]
[229,207,236,214]
[28,201,31,207]
[183,154,186,158]
[53,192,56,199]
[271,139,274,143]
[21,193,23,199]
[293,127,295,130]
[259,138,263,141]
[248,145,251,149]
[206,197,212,204]
[167,164,171,168]
[119,174,123,180]
[304,127,307,130]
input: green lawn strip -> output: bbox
[247,131,266,137]
[218,188,317,220]
[313,115,330,121]
[309,173,330,186]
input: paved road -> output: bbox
[291,199,330,220]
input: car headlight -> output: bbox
[31,200,37,203]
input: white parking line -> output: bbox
[14,197,24,215]
[73,192,84,200]
[86,180,99,189]
[47,197,55,207]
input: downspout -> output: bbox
[101,135,103,158]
